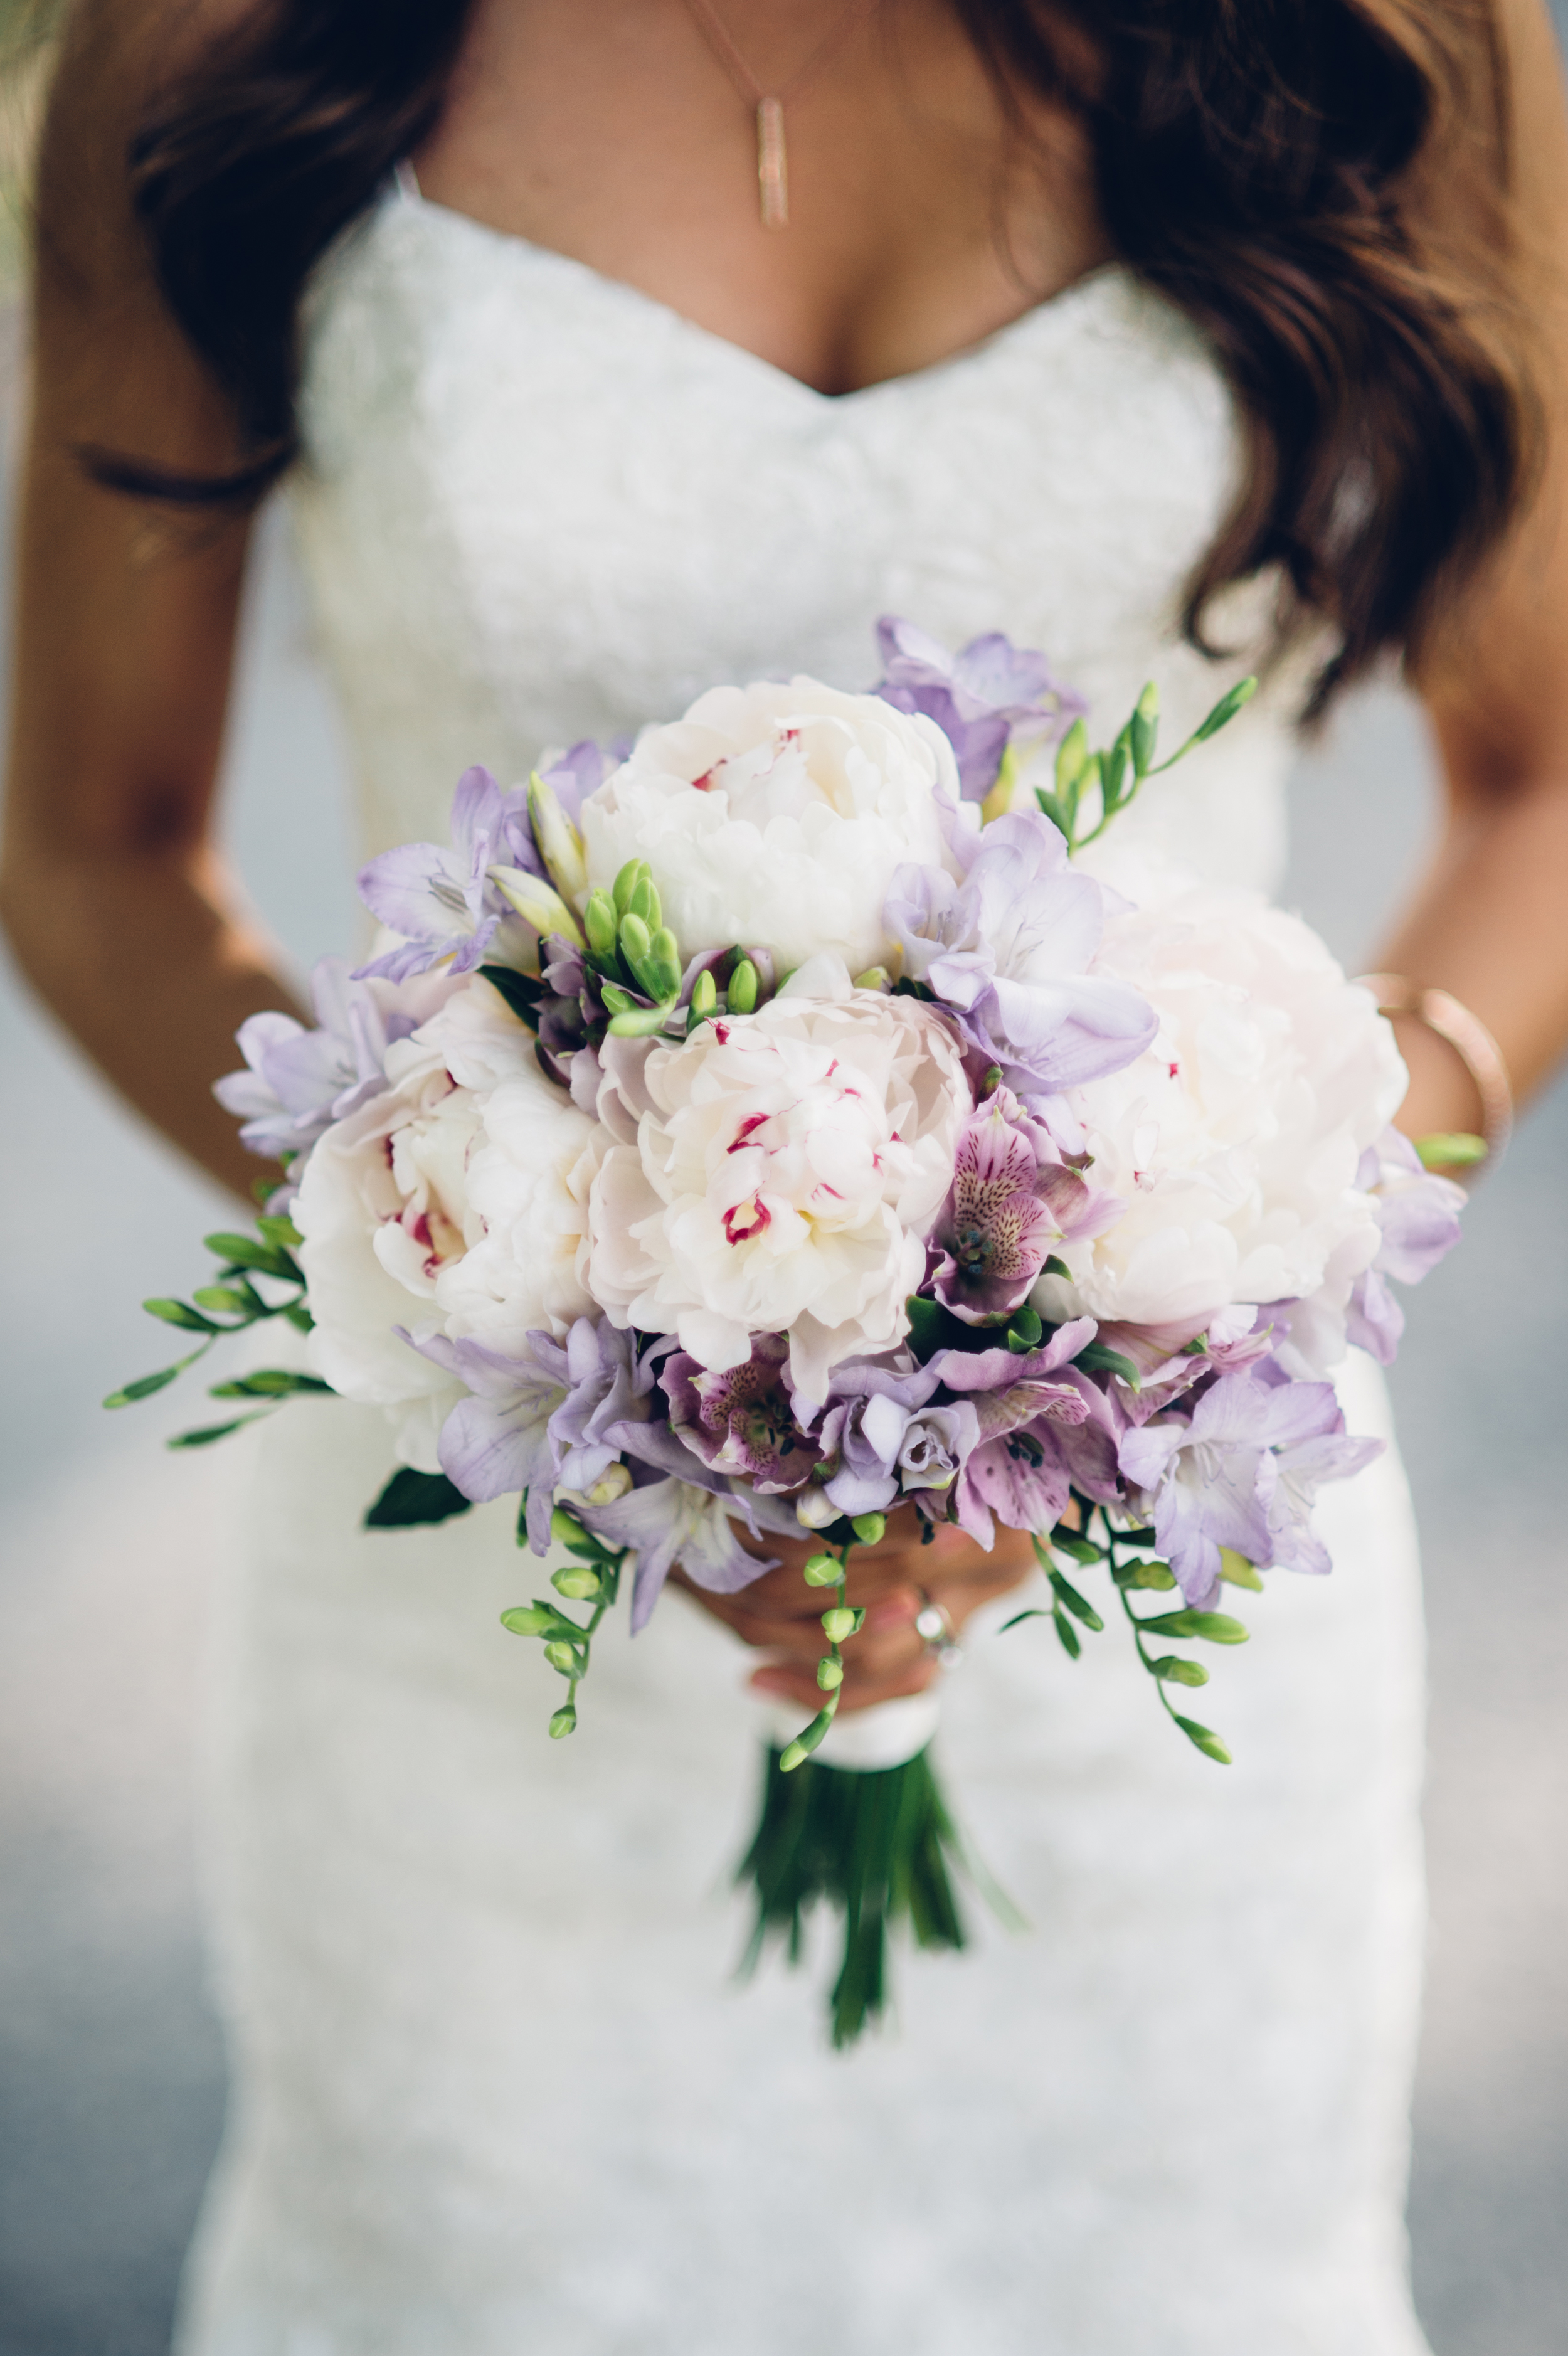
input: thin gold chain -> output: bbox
[679,0,882,227]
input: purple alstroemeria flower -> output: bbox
[214,956,455,1164]
[873,615,1086,802]
[662,1336,822,1493]
[931,1085,1123,1324]
[356,765,541,983]
[928,1320,1098,1544]
[569,1477,776,1632]
[1345,1128,1467,1366]
[1118,1371,1382,1606]
[885,809,1156,1095]
[810,1358,982,1518]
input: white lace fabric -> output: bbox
[177,186,1433,2356]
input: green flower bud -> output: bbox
[802,1554,841,1587]
[612,858,648,916]
[820,1606,857,1643]
[584,1462,632,1507]
[851,966,891,992]
[850,1512,886,1545]
[619,910,652,968]
[550,1504,588,1549]
[1130,679,1160,776]
[489,866,586,952]
[500,1603,557,1638]
[548,1704,578,1740]
[646,924,682,1000]
[817,1657,844,1691]
[1054,717,1089,792]
[726,958,759,1014]
[527,769,588,901]
[584,889,618,960]
[689,968,718,1021]
[552,1565,603,1601]
[628,874,661,930]
[543,1640,579,1675]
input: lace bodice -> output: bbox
[291,184,1296,891]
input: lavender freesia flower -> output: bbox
[569,1476,775,1632]
[356,765,540,982]
[1345,1128,1466,1365]
[874,616,1086,801]
[885,809,1156,1094]
[932,1085,1122,1324]
[1119,1370,1382,1606]
[214,956,454,1163]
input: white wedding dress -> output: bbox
[178,180,1433,2356]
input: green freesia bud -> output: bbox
[628,874,661,930]
[550,1504,589,1549]
[500,1603,558,1638]
[802,1554,841,1587]
[548,1704,578,1739]
[1219,1548,1263,1591]
[1130,680,1160,776]
[817,1657,844,1690]
[527,769,588,901]
[646,924,682,1000]
[850,1512,886,1545]
[489,866,586,952]
[584,1463,632,1507]
[552,1565,603,1601]
[689,968,718,1019]
[820,1606,857,1643]
[584,889,618,960]
[619,911,652,969]
[851,966,891,992]
[613,858,648,916]
[543,1640,579,1676]
[1055,717,1088,792]
[726,958,759,1014]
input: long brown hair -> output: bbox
[65,0,1534,709]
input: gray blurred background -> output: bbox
[2,20,1567,2356]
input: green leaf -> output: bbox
[1138,1608,1249,1645]
[1174,1714,1233,1764]
[208,1369,332,1398]
[1219,1548,1263,1591]
[167,1414,270,1448]
[1047,1527,1103,1566]
[103,1365,184,1409]
[1111,1524,1158,1548]
[1053,1608,1081,1659]
[1034,787,1071,840]
[1072,1341,1142,1390]
[1414,1131,1488,1170]
[1111,1557,1177,1591]
[1148,1653,1209,1687]
[903,1293,970,1360]
[256,1212,304,1251]
[142,1297,218,1334]
[999,1606,1050,1633]
[364,1468,473,1528]
[192,1285,255,1317]
[1049,1569,1104,1632]
[1041,1254,1070,1280]
[202,1231,300,1280]
[1005,1305,1043,1353]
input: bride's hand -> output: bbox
[669,1509,1039,1715]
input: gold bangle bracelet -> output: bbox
[1354,972,1514,1168]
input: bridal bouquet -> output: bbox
[113,619,1471,2042]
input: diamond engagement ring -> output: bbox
[914,1596,965,1671]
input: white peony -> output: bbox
[433,1058,599,1354]
[586,968,971,1404]
[294,978,543,1467]
[1030,879,1406,1359]
[578,677,959,976]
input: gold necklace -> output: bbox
[680,0,882,228]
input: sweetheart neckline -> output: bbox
[391,179,1135,408]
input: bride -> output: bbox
[8,1,1568,2348]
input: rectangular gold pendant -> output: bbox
[757,96,788,229]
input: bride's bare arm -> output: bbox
[0,0,299,1202]
[1381,0,1568,1138]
